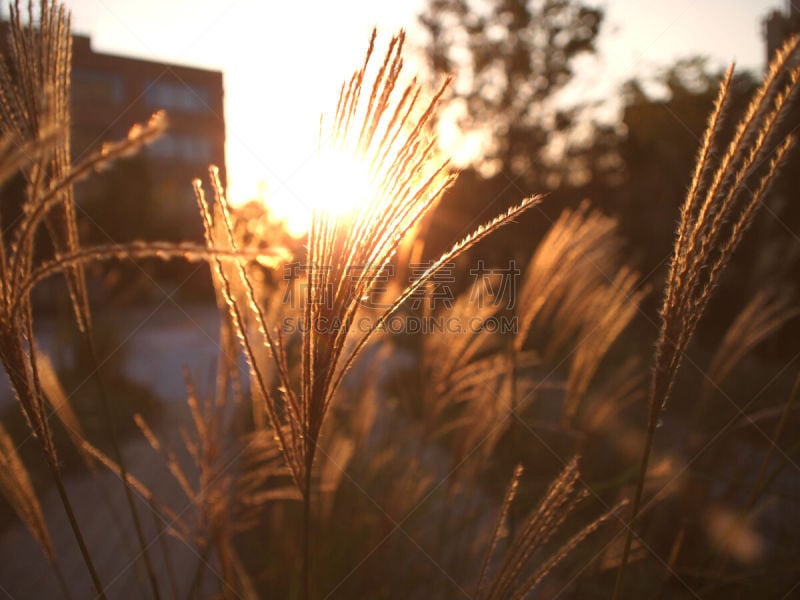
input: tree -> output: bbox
[612,59,761,282]
[419,0,603,188]
[608,58,800,352]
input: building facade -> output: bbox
[2,20,226,303]
[70,32,226,240]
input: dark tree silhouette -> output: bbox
[419,0,603,187]
[614,58,730,281]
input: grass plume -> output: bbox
[613,35,800,597]
[194,30,539,596]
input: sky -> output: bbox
[32,0,787,204]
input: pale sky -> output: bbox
[38,0,786,203]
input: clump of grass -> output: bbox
[3,2,798,597]
[477,460,626,599]
[194,30,540,595]
[0,3,166,594]
[613,34,800,596]
[128,366,297,598]
[0,0,89,333]
[0,3,261,596]
[514,201,623,359]
[700,289,799,407]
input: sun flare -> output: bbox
[255,31,448,240]
[263,147,379,237]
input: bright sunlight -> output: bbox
[262,147,379,237]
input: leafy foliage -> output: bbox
[419,0,603,184]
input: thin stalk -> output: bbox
[152,500,180,600]
[506,333,520,540]
[49,550,74,600]
[746,375,799,511]
[612,381,660,599]
[214,534,234,600]
[83,333,162,600]
[56,295,148,598]
[707,375,800,575]
[657,521,687,597]
[188,544,212,600]
[434,465,457,600]
[25,315,105,597]
[47,452,106,598]
[302,455,314,600]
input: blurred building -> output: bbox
[1,21,226,304]
[70,32,226,239]
[1,21,225,241]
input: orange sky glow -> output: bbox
[27,0,787,232]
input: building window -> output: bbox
[144,80,211,113]
[148,132,213,164]
[72,68,123,104]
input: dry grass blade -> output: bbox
[0,420,54,560]
[0,4,109,591]
[0,5,226,594]
[1,109,173,453]
[14,239,287,315]
[0,0,89,332]
[237,430,302,506]
[194,171,304,491]
[614,35,800,597]
[701,290,799,404]
[0,127,61,188]
[510,499,627,599]
[10,110,167,276]
[127,343,297,596]
[80,440,193,542]
[36,351,94,468]
[745,373,800,511]
[424,277,506,386]
[480,457,617,599]
[476,464,524,597]
[334,193,540,403]
[139,414,196,501]
[410,277,517,444]
[563,268,645,426]
[514,202,621,356]
[487,458,586,600]
[582,357,645,436]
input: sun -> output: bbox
[254,31,439,239]
[260,144,379,238]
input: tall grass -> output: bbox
[192,30,542,596]
[613,35,800,598]
[0,2,798,598]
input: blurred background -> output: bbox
[5,0,792,346]
[1,1,800,597]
